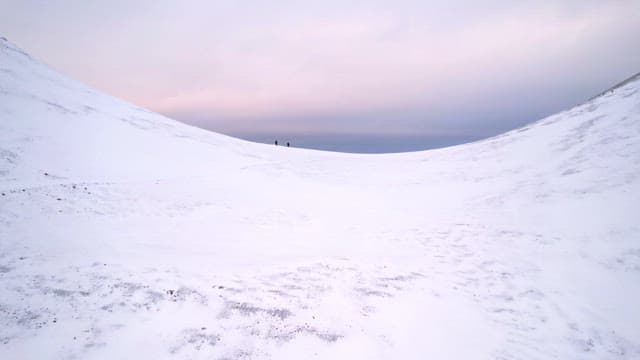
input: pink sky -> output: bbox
[2,1,639,136]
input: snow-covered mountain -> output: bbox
[1,36,639,359]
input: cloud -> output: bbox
[2,1,639,136]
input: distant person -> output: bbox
[275,140,278,146]
[286,142,290,147]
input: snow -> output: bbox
[1,36,639,359]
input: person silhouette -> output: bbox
[286,142,290,147]
[275,140,278,146]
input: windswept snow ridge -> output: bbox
[1,37,639,359]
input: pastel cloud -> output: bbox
[2,1,639,136]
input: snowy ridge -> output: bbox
[1,36,640,359]
[589,71,640,101]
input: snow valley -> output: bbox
[1,37,639,359]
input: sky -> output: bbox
[2,0,640,143]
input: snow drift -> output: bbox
[1,36,639,359]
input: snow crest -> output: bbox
[1,36,640,359]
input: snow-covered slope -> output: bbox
[1,37,639,359]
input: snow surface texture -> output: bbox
[1,36,639,359]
